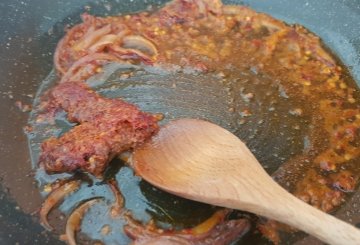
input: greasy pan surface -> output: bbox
[0,0,360,244]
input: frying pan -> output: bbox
[0,0,360,244]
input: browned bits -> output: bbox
[319,160,336,171]
[15,100,32,112]
[100,225,111,235]
[294,170,345,212]
[240,109,252,117]
[289,108,303,117]
[331,171,358,192]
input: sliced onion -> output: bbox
[60,53,122,83]
[109,46,153,64]
[54,23,86,74]
[108,179,124,218]
[73,24,112,51]
[88,34,120,53]
[54,14,109,74]
[122,35,158,57]
[189,210,227,235]
[124,209,250,244]
[61,198,101,245]
[88,28,130,53]
[40,180,81,231]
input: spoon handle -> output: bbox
[222,135,360,245]
[272,189,358,245]
[230,173,360,245]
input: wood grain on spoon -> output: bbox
[132,119,360,245]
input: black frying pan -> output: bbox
[1,0,360,244]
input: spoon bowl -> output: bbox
[132,119,360,245]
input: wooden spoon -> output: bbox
[132,119,360,245]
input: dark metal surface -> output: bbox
[0,0,359,244]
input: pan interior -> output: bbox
[28,63,311,244]
[24,0,360,244]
